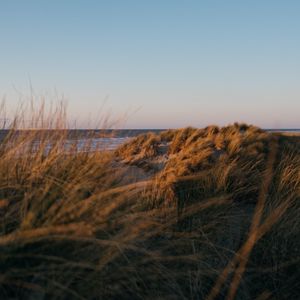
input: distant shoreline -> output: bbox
[1,128,299,136]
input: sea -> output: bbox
[0,129,299,152]
[0,129,163,152]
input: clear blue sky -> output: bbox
[1,0,300,128]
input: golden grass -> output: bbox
[0,102,299,299]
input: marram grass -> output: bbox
[0,106,300,299]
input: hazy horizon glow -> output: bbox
[1,1,300,129]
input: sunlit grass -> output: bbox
[0,101,299,299]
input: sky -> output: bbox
[0,0,300,129]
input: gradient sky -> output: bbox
[0,0,300,128]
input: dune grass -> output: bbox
[0,103,299,299]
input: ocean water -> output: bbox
[84,129,300,151]
[37,137,130,152]
[0,129,163,153]
[0,129,299,153]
